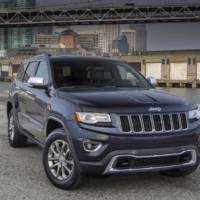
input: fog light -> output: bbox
[83,140,102,152]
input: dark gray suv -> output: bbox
[7,54,200,190]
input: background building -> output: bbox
[5,28,34,49]
[78,32,98,50]
[96,31,106,53]
[112,35,128,54]
[35,33,59,48]
[130,24,147,52]
[15,0,35,7]
[103,25,120,53]
[59,30,79,49]
[121,30,136,53]
[0,0,35,51]
[0,0,200,54]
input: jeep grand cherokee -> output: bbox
[7,54,200,189]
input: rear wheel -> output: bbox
[161,165,198,177]
[43,129,83,190]
[8,109,27,148]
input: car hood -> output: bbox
[57,89,195,113]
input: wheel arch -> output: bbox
[7,101,13,117]
[46,116,67,137]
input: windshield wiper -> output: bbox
[58,85,115,90]
[58,85,147,90]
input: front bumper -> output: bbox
[103,148,197,175]
[67,122,200,175]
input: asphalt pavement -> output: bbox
[0,82,10,102]
[0,103,200,200]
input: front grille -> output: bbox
[119,113,188,133]
[120,116,131,132]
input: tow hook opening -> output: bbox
[114,157,133,169]
[179,152,192,163]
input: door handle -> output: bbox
[15,86,21,90]
[25,91,33,95]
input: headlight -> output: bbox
[188,106,200,121]
[76,112,111,124]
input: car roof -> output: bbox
[50,55,122,63]
[26,54,123,63]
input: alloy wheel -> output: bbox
[47,139,74,181]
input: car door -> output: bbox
[24,60,51,142]
[17,61,39,132]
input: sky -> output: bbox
[147,22,200,51]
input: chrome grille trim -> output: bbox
[119,113,188,134]
[103,149,197,175]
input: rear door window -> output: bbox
[17,63,28,81]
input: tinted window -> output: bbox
[23,62,38,82]
[35,61,49,81]
[52,60,151,89]
[17,63,28,81]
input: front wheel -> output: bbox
[160,165,198,177]
[43,129,83,190]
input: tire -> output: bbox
[8,109,27,148]
[43,128,83,190]
[160,165,198,177]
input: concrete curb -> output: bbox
[0,93,8,102]
[0,98,7,102]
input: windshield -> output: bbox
[52,59,152,90]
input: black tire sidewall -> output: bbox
[8,110,22,145]
[8,110,14,145]
[43,129,82,190]
[8,109,27,147]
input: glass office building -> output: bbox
[4,28,34,49]
[15,0,35,8]
[0,0,35,8]
[0,0,35,50]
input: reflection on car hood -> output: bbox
[57,88,194,113]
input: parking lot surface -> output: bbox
[0,103,200,200]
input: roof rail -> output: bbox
[43,53,51,57]
[31,53,51,60]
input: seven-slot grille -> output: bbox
[119,113,188,133]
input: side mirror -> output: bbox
[28,77,48,89]
[147,76,157,86]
